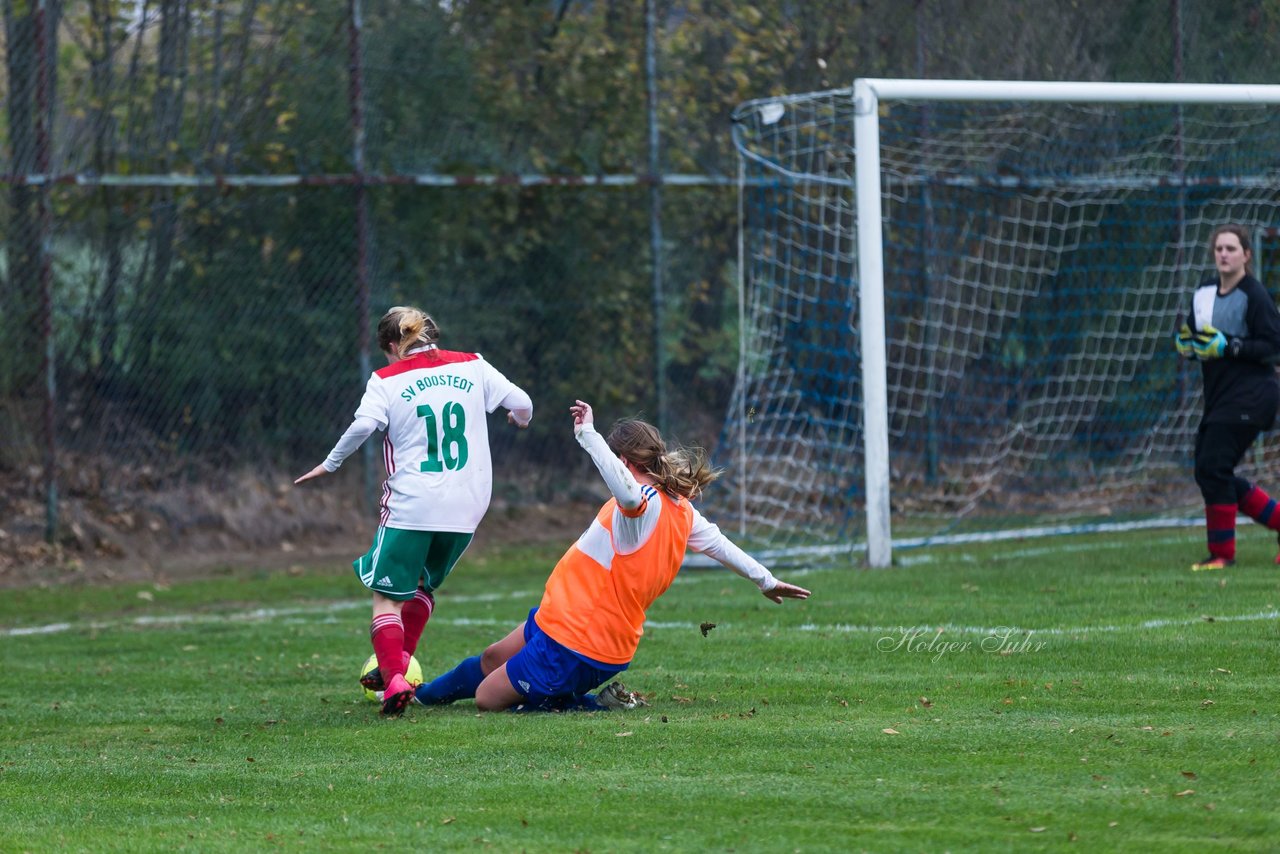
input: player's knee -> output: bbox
[480,643,507,674]
[1232,476,1253,502]
[1194,462,1224,493]
[473,690,509,713]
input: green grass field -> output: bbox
[2,528,1278,852]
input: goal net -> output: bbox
[714,81,1280,565]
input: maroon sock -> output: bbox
[1239,485,1280,531]
[1205,504,1237,560]
[370,613,406,683]
[401,589,435,657]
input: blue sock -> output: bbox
[414,656,484,705]
[573,693,608,712]
[508,694,574,713]
[517,693,605,712]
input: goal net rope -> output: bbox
[714,86,1280,563]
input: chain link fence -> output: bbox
[2,0,1276,574]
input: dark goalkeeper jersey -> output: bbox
[1184,274,1280,428]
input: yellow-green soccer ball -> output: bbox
[361,653,424,701]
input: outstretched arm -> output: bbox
[294,414,382,485]
[759,579,813,604]
[687,508,812,604]
[570,399,645,510]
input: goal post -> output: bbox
[721,78,1280,569]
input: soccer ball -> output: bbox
[360,653,424,701]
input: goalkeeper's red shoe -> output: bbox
[380,673,414,717]
[1190,556,1234,572]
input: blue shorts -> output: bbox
[504,607,627,709]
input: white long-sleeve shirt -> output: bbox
[575,423,778,591]
[323,346,532,533]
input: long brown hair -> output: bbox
[377,306,440,359]
[1208,224,1254,275]
[605,419,719,500]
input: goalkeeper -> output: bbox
[1174,224,1280,571]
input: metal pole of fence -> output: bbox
[645,0,667,434]
[349,0,377,513]
[35,0,57,543]
[1171,0,1190,413]
[915,0,939,486]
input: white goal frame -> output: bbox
[853,79,1280,568]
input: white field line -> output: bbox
[680,516,1207,566]
[0,565,813,639]
[797,610,1280,637]
[3,598,1275,639]
[895,533,1197,566]
[1,589,539,637]
[2,534,1271,639]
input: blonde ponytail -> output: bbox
[651,446,718,500]
[606,419,720,500]
[376,306,440,358]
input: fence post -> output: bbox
[646,0,667,433]
[349,0,377,514]
[36,0,57,543]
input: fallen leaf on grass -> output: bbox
[616,732,633,737]
[1029,827,1046,833]
[1181,771,1197,779]
[699,621,717,637]
[1174,789,1195,797]
[882,728,900,735]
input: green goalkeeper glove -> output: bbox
[1174,324,1197,359]
[1192,325,1229,360]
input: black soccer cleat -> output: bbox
[360,666,386,693]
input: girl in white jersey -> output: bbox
[295,306,533,715]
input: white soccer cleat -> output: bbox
[596,681,648,711]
